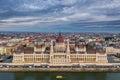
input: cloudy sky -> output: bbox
[0,0,120,32]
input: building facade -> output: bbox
[13,34,108,66]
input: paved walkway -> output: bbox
[0,68,120,72]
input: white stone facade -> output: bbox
[13,39,108,65]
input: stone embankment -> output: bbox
[0,68,120,72]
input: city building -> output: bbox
[13,33,108,66]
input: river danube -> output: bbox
[0,72,120,80]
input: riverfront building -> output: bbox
[13,33,108,66]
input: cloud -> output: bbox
[0,0,120,32]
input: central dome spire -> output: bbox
[56,32,64,43]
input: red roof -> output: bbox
[78,45,85,48]
[65,41,68,44]
[44,39,50,42]
[87,50,96,54]
[24,47,34,54]
[56,36,64,43]
[78,52,85,54]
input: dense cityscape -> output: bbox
[0,32,120,69]
[1,0,120,80]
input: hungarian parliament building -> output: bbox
[13,33,108,66]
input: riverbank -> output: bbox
[0,68,120,72]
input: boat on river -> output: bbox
[56,75,64,79]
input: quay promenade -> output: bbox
[0,67,120,72]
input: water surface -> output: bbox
[0,72,119,80]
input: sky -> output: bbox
[0,0,120,32]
